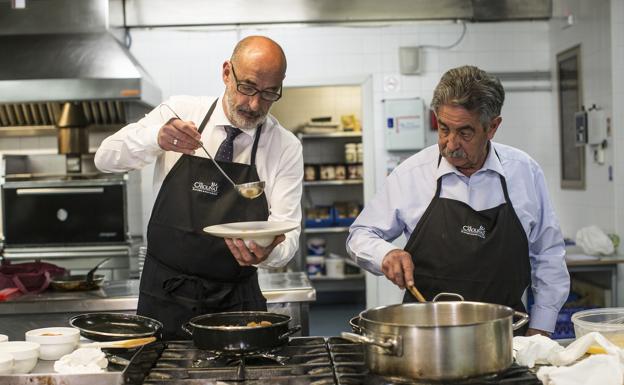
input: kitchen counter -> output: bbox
[0,272,316,340]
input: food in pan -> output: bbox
[246,320,272,327]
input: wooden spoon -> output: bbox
[407,284,427,303]
[79,336,156,349]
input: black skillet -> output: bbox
[69,313,163,342]
[182,311,301,353]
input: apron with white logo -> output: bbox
[403,153,531,317]
[137,99,269,340]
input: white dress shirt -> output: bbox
[347,142,569,332]
[94,94,303,268]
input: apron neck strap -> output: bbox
[196,98,263,166]
[197,99,219,135]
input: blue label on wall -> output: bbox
[387,118,394,128]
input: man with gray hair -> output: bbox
[347,65,569,336]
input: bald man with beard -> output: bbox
[95,36,303,339]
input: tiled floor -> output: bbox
[308,303,366,337]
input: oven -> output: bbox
[0,153,142,279]
[2,178,127,247]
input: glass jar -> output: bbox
[356,143,364,163]
[345,143,358,164]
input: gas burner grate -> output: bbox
[127,337,541,385]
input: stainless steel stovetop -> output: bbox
[123,337,542,385]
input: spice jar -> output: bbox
[319,164,336,180]
[304,164,318,181]
[334,164,347,180]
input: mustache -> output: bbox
[237,107,261,118]
[441,148,467,159]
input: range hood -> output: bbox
[0,0,161,132]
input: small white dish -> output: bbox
[25,327,79,360]
[0,341,39,373]
[0,335,7,343]
[0,352,13,375]
[204,221,299,247]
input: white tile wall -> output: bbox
[549,0,616,238]
[612,0,624,240]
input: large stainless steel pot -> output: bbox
[342,296,528,381]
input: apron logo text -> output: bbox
[192,181,219,195]
[461,225,486,239]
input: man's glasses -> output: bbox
[230,64,282,102]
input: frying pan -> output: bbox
[50,274,105,291]
[50,257,110,291]
[182,311,301,353]
[69,313,163,342]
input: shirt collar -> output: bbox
[435,142,506,179]
[210,93,257,138]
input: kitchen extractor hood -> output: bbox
[0,0,161,132]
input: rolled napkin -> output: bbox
[54,347,108,374]
[537,354,623,385]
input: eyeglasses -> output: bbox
[230,64,282,102]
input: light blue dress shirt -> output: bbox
[346,142,570,332]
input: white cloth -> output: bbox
[347,142,569,332]
[94,94,304,268]
[576,225,614,255]
[537,354,623,385]
[513,334,564,368]
[54,348,108,374]
[513,332,624,368]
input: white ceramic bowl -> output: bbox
[0,335,7,343]
[0,352,13,375]
[25,327,79,360]
[0,342,39,373]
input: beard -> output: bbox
[225,92,268,130]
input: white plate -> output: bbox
[204,221,299,247]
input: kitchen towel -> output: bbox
[537,354,623,385]
[54,347,108,374]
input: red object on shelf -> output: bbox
[0,261,66,294]
[0,287,21,301]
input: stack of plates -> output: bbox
[138,246,147,278]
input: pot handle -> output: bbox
[340,332,401,356]
[512,311,530,330]
[349,316,362,334]
[181,322,193,336]
[278,325,302,341]
[432,292,465,302]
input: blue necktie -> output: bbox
[214,126,242,162]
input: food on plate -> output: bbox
[41,333,62,336]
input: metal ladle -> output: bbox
[160,104,265,199]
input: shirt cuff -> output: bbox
[354,242,399,276]
[528,304,559,333]
[145,123,163,151]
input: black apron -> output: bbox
[403,151,531,333]
[137,99,270,340]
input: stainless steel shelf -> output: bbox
[298,131,362,139]
[304,179,363,186]
[304,227,350,234]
